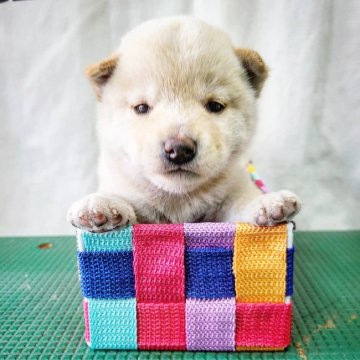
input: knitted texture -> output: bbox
[76,222,294,351]
[286,247,295,296]
[233,223,287,302]
[235,303,292,348]
[137,303,186,350]
[184,222,235,248]
[83,300,90,345]
[77,251,135,299]
[88,299,137,349]
[186,298,236,351]
[185,248,235,299]
[81,225,133,251]
[236,346,285,351]
[133,224,185,303]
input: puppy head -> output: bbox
[87,17,268,194]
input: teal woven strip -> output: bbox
[82,225,133,251]
[88,298,137,349]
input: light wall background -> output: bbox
[0,0,359,236]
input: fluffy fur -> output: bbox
[67,17,301,232]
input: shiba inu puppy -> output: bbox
[67,17,301,232]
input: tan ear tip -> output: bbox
[235,48,267,71]
[84,55,119,79]
[84,64,98,78]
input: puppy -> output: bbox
[67,17,301,232]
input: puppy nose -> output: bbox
[163,137,197,165]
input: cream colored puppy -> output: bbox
[67,17,301,232]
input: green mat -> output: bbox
[0,231,359,359]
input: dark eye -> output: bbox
[134,103,151,114]
[205,101,225,113]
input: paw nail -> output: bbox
[70,220,79,228]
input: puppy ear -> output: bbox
[85,55,118,100]
[235,48,268,97]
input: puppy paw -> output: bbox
[244,190,302,226]
[67,193,136,232]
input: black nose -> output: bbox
[163,137,197,165]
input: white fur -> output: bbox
[67,17,301,232]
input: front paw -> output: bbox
[67,193,136,232]
[245,190,302,226]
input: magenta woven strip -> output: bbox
[186,298,236,351]
[133,224,185,303]
[184,222,236,248]
[83,300,90,345]
[235,303,292,348]
[137,303,186,350]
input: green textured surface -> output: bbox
[0,231,359,359]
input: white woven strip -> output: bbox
[286,222,294,249]
[76,229,84,251]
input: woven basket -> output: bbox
[76,222,294,351]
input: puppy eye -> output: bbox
[205,101,225,113]
[134,103,151,114]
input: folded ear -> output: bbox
[235,48,268,97]
[85,55,118,100]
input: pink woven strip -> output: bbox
[235,303,292,348]
[133,224,185,303]
[137,303,186,350]
[83,300,90,344]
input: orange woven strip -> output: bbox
[233,223,287,303]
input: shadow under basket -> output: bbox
[75,222,295,351]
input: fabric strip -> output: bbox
[235,302,292,348]
[184,222,235,248]
[233,223,287,302]
[286,247,295,296]
[88,298,137,349]
[185,248,235,299]
[77,251,135,299]
[81,225,133,252]
[186,298,236,351]
[83,299,90,345]
[133,224,185,303]
[137,303,186,350]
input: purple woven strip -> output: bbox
[186,298,236,351]
[184,222,235,248]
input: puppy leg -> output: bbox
[67,193,136,232]
[228,190,302,226]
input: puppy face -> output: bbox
[89,18,268,194]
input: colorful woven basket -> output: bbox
[76,222,295,351]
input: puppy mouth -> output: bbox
[164,167,199,177]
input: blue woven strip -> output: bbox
[286,247,295,296]
[82,225,133,251]
[77,251,135,299]
[185,248,235,299]
[88,298,137,349]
